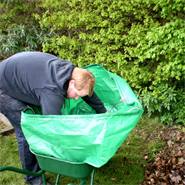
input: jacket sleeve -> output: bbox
[39,90,64,115]
[82,92,107,114]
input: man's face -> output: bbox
[67,80,89,99]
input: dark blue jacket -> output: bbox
[0,51,106,115]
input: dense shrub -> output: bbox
[0,0,184,124]
[0,25,45,59]
[125,18,185,124]
[36,0,185,125]
[0,0,45,59]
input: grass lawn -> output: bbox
[0,116,165,185]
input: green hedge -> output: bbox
[0,0,184,125]
[0,0,44,59]
[37,0,185,125]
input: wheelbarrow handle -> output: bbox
[0,166,44,176]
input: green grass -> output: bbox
[0,117,165,185]
[0,134,26,185]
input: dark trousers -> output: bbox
[0,90,40,182]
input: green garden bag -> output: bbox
[21,65,143,168]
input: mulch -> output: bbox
[142,126,185,185]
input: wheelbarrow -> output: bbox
[0,150,95,185]
[1,64,143,184]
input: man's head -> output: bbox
[67,67,95,99]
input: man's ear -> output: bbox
[69,79,75,87]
